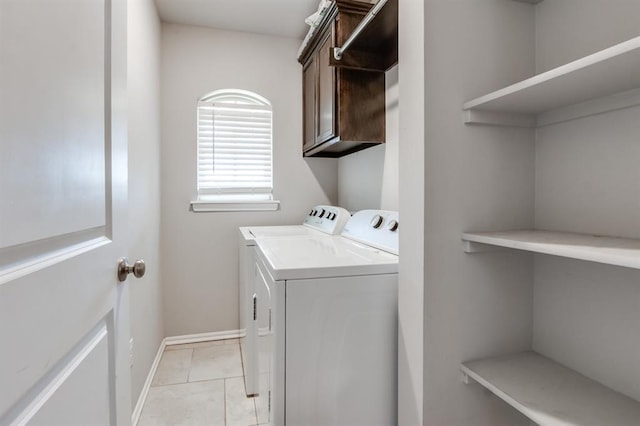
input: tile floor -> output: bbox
[138,339,264,426]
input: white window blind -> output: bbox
[197,90,273,200]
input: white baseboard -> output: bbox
[131,337,166,426]
[130,329,241,425]
[164,329,242,346]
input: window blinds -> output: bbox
[197,100,273,197]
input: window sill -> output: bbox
[190,200,280,212]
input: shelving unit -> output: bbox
[461,21,640,424]
[463,36,640,127]
[462,230,640,269]
[461,351,640,426]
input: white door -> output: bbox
[0,0,131,424]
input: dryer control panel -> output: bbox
[342,210,399,255]
[303,205,351,235]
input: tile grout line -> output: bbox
[186,347,195,383]
[236,342,258,425]
[223,377,227,426]
[252,393,259,426]
[143,378,227,390]
[187,375,244,384]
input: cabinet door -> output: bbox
[302,56,317,152]
[316,31,336,143]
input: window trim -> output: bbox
[190,199,280,213]
[192,89,277,212]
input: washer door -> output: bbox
[255,262,272,425]
[239,242,258,396]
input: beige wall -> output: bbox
[397,0,425,423]
[338,65,399,212]
[534,0,640,73]
[160,23,338,336]
[421,0,536,424]
[127,0,164,409]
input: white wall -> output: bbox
[421,1,536,424]
[160,24,338,336]
[397,0,425,423]
[532,0,640,402]
[534,0,640,73]
[127,0,163,408]
[338,65,399,212]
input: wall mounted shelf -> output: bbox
[463,36,640,127]
[461,351,640,426]
[462,230,640,269]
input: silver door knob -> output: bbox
[117,258,146,282]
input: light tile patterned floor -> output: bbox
[138,339,262,426]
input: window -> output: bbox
[192,89,279,212]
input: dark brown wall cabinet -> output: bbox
[298,0,398,158]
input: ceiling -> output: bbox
[154,0,323,39]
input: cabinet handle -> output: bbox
[253,294,257,321]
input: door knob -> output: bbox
[117,258,146,282]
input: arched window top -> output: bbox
[196,88,274,204]
[199,89,271,107]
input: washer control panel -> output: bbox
[303,205,351,235]
[342,210,399,255]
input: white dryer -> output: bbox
[238,205,350,397]
[254,210,399,426]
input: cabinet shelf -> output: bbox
[461,351,640,426]
[462,230,640,269]
[463,36,640,127]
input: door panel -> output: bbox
[0,0,106,249]
[302,56,317,152]
[317,31,336,143]
[26,323,111,426]
[0,0,130,424]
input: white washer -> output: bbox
[254,210,399,426]
[238,205,350,397]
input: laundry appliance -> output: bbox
[238,205,350,397]
[254,210,399,425]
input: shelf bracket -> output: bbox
[537,87,640,127]
[463,240,506,253]
[460,370,471,385]
[464,110,536,128]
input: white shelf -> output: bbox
[463,36,640,126]
[461,351,640,426]
[462,229,640,269]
